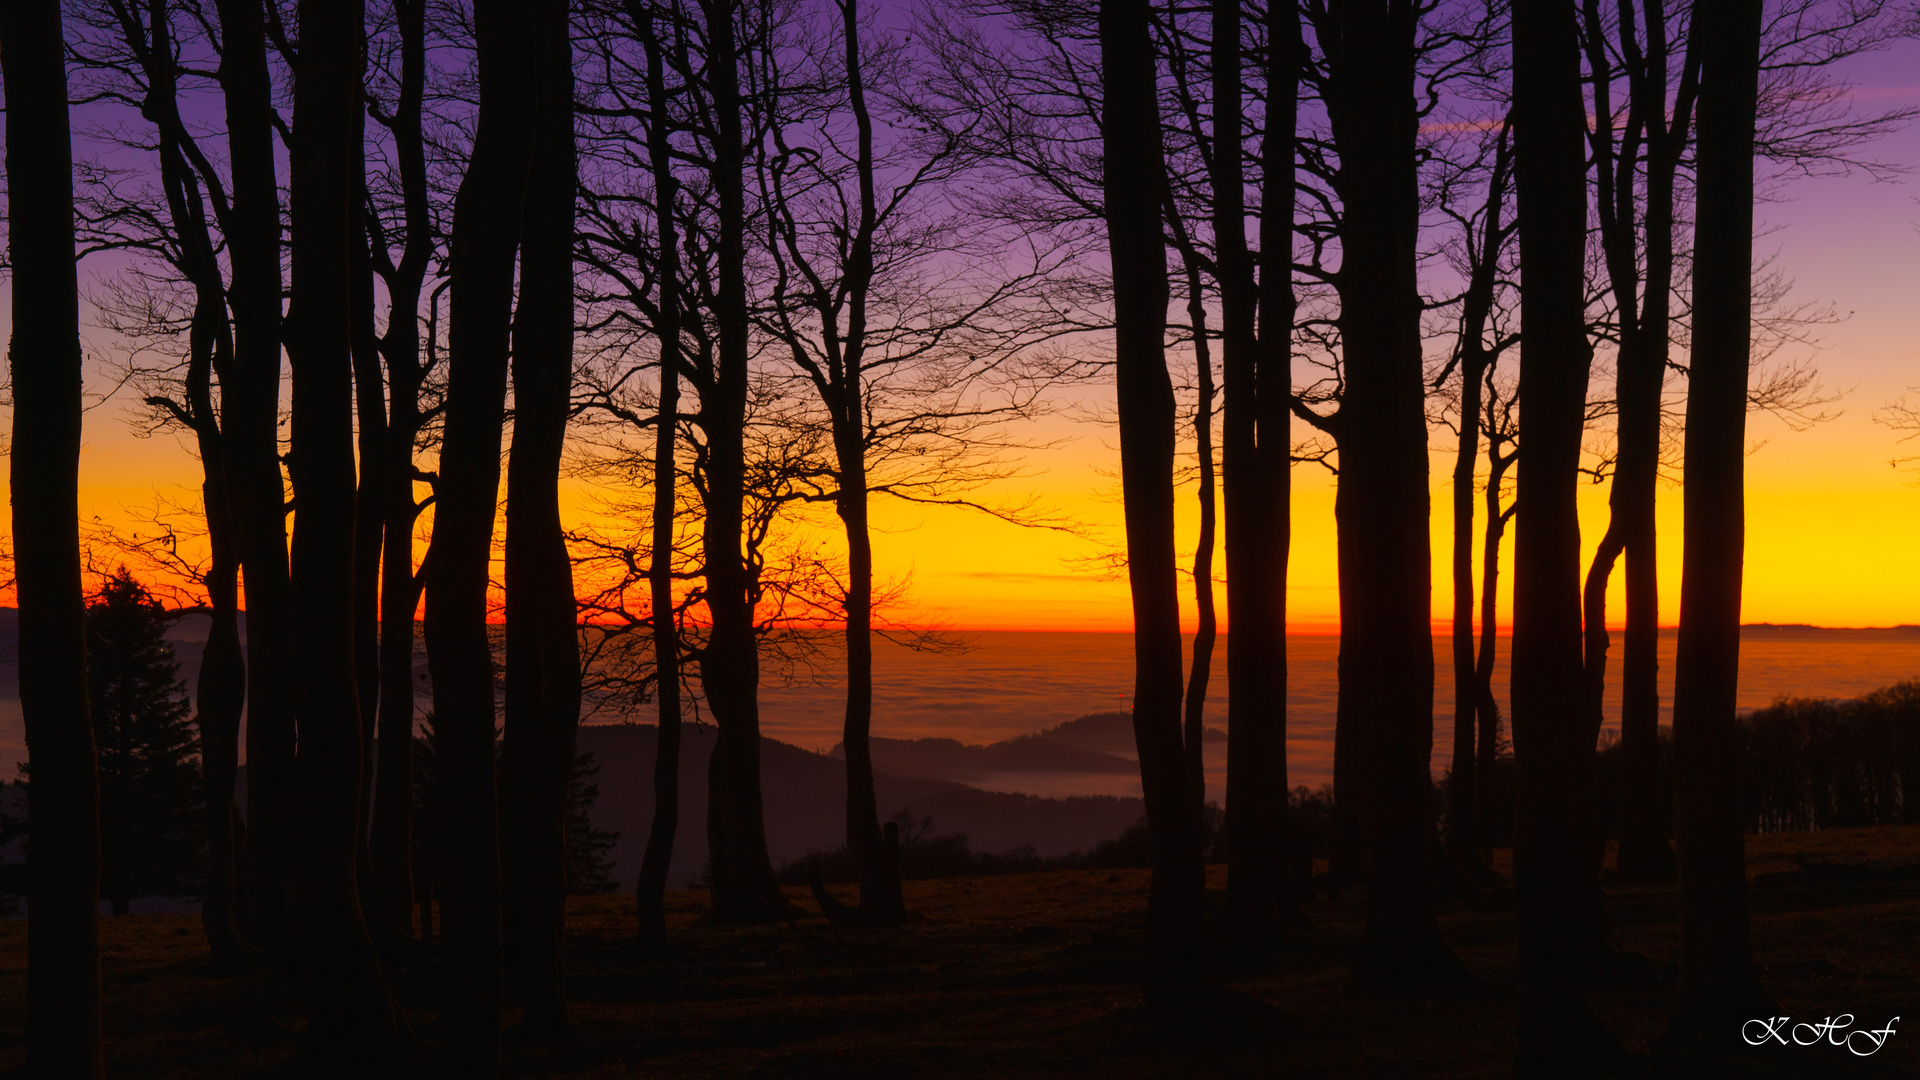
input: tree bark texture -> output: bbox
[1100,0,1206,1005]
[2,2,103,1071]
[424,0,538,1069]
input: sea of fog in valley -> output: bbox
[8,613,1920,894]
[3,612,1920,799]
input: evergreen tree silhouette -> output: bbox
[84,570,202,916]
[564,749,619,896]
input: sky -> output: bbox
[7,35,1920,637]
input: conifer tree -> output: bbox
[85,570,202,916]
[565,749,619,896]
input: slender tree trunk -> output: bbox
[3,4,102,1068]
[1446,136,1509,875]
[634,4,684,951]
[133,0,254,967]
[196,472,251,971]
[700,0,787,925]
[826,0,906,926]
[502,0,582,1026]
[1220,0,1303,933]
[1666,0,1769,1038]
[1178,256,1216,857]
[370,0,434,941]
[1474,430,1511,862]
[215,0,295,966]
[350,173,392,939]
[282,0,403,1060]
[425,0,538,1069]
[1509,0,1617,1061]
[1254,4,1304,907]
[1100,0,1205,1006]
[1616,1,1692,884]
[1312,0,1462,989]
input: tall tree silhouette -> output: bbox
[1099,0,1206,1005]
[1508,0,1617,1063]
[1217,0,1309,934]
[1296,0,1466,988]
[366,0,442,940]
[499,0,582,1026]
[698,0,788,924]
[213,0,296,965]
[65,0,254,967]
[425,0,538,1070]
[626,0,687,953]
[1439,125,1514,878]
[1665,0,1771,1041]
[2,0,103,1071]
[1575,0,1694,886]
[282,0,403,1060]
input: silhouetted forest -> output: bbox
[1,0,1917,1075]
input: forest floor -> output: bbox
[1,825,1918,1078]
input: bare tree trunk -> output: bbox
[1665,0,1770,1040]
[827,0,906,927]
[1100,0,1205,1006]
[350,172,392,940]
[127,0,254,968]
[214,0,295,967]
[1616,0,1692,885]
[425,0,538,1069]
[502,0,582,1026]
[282,0,403,1061]
[700,0,787,925]
[369,0,435,940]
[1310,0,1463,990]
[634,2,685,951]
[1473,419,1512,863]
[1220,0,1305,934]
[2,2,102,1071]
[1509,0,1617,1061]
[1446,135,1509,877]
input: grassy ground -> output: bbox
[2,825,1917,1078]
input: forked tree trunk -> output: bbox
[501,0,582,1026]
[282,0,403,1060]
[1099,0,1206,1006]
[700,0,787,925]
[1311,0,1464,990]
[214,0,295,966]
[424,0,538,1070]
[1666,0,1770,1040]
[1222,0,1307,931]
[369,0,435,940]
[2,2,103,1071]
[1509,0,1618,1063]
[634,3,685,951]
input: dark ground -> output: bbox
[2,825,1917,1078]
